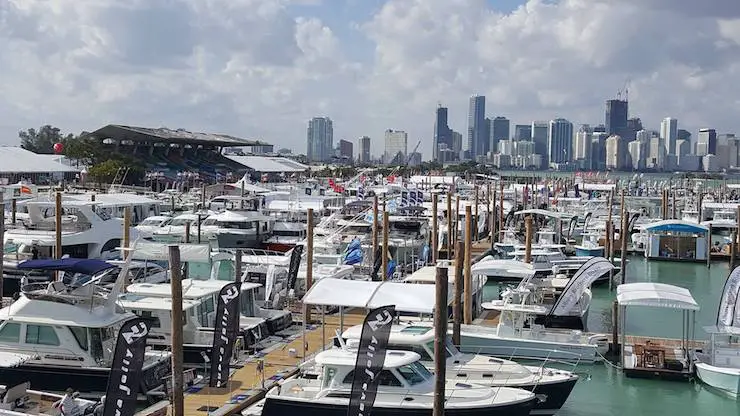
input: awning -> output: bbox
[125,242,211,262]
[617,282,700,310]
[642,220,709,233]
[0,351,37,368]
[302,278,452,314]
[17,258,115,275]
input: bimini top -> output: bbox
[642,220,709,233]
[17,258,115,275]
[617,282,700,310]
[314,348,420,369]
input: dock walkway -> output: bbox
[138,311,366,416]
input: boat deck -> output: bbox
[138,311,367,416]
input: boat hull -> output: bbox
[527,377,579,416]
[0,360,169,396]
[261,397,535,416]
[696,362,740,397]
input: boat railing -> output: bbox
[13,221,92,233]
[460,341,588,366]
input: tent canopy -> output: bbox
[616,282,700,310]
[125,242,211,262]
[17,258,115,275]
[643,219,709,233]
[302,278,452,314]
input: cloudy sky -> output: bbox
[2,0,740,158]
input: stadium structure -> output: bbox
[87,124,307,188]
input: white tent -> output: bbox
[302,278,452,314]
[616,282,699,310]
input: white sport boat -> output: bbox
[338,323,579,416]
[0,383,98,415]
[248,348,537,416]
[695,326,740,397]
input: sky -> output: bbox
[2,0,740,159]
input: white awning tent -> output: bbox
[616,282,700,310]
[302,278,452,314]
[122,241,211,262]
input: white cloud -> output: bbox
[1,0,739,158]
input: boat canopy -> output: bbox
[17,258,115,275]
[514,209,573,219]
[616,282,700,310]
[642,220,709,233]
[302,278,452,314]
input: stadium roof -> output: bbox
[0,147,80,173]
[88,124,270,147]
[225,155,308,173]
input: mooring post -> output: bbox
[453,240,464,346]
[524,215,533,264]
[432,193,439,264]
[168,245,185,416]
[611,299,619,359]
[464,206,473,325]
[708,223,712,268]
[620,191,628,284]
[433,266,448,416]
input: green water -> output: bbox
[482,257,740,415]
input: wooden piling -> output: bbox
[382,210,390,281]
[433,266,449,416]
[306,208,314,322]
[372,196,378,263]
[620,191,628,284]
[524,215,533,264]
[708,223,712,268]
[473,186,479,242]
[0,194,4,298]
[498,182,504,242]
[731,232,736,267]
[611,299,619,357]
[432,193,438,264]
[489,183,495,249]
[168,245,185,416]
[455,195,460,248]
[235,249,243,282]
[10,198,16,225]
[671,189,676,219]
[464,205,473,325]
[184,220,191,244]
[453,240,464,346]
[123,206,131,260]
[447,192,453,259]
[55,191,62,265]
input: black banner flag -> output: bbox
[210,282,242,387]
[287,245,304,290]
[347,305,396,416]
[103,318,151,416]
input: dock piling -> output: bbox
[306,208,314,322]
[168,245,185,416]
[433,266,449,416]
[524,215,533,264]
[432,193,438,264]
[447,192,453,259]
[620,190,627,284]
[464,206,473,325]
[453,240,464,346]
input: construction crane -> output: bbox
[405,139,422,167]
[616,77,631,101]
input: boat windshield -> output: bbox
[396,361,432,385]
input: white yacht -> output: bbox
[695,326,740,397]
[473,250,613,284]
[135,215,172,239]
[339,323,579,415]
[0,292,170,396]
[199,210,275,249]
[264,222,306,253]
[151,212,201,243]
[250,348,537,416]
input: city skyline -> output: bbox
[2,1,740,160]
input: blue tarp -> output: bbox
[17,258,116,275]
[644,221,708,234]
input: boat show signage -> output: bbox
[717,266,740,327]
[210,281,242,387]
[347,304,396,416]
[103,318,151,416]
[287,245,304,290]
[550,257,614,317]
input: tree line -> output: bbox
[18,125,144,184]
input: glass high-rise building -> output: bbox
[605,99,628,138]
[490,116,510,153]
[358,136,371,163]
[548,118,574,165]
[307,117,333,162]
[467,95,486,158]
[433,105,452,160]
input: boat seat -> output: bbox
[0,381,30,410]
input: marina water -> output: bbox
[485,255,740,415]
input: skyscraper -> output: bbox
[384,129,408,165]
[514,124,532,141]
[696,128,717,156]
[573,125,593,162]
[660,117,678,156]
[490,116,510,153]
[467,95,486,158]
[605,99,628,138]
[605,135,625,170]
[547,118,573,165]
[358,136,371,163]
[531,121,549,158]
[307,117,333,162]
[433,105,452,160]
[338,139,353,161]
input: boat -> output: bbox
[695,326,740,397]
[257,348,537,416]
[0,292,170,397]
[573,231,605,257]
[0,383,98,415]
[264,222,306,253]
[199,210,275,249]
[338,323,579,415]
[135,215,172,239]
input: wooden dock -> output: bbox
[138,311,367,416]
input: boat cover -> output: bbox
[17,258,115,275]
[0,351,36,368]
